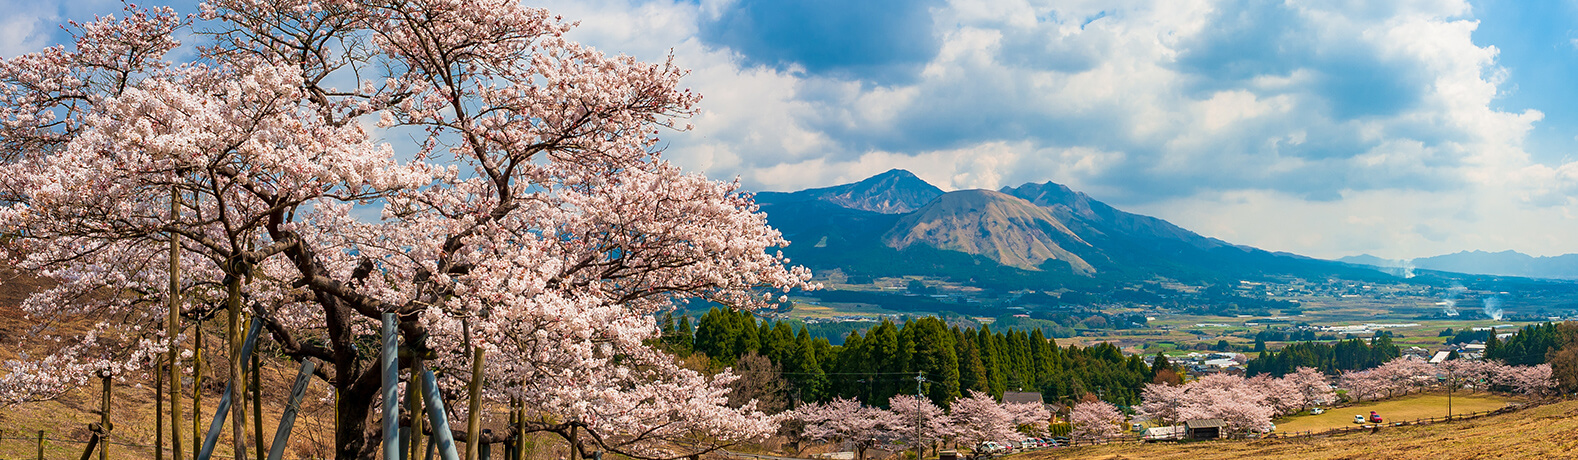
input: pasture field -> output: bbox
[1273,393,1514,433]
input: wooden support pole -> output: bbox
[158,359,166,460]
[266,360,315,460]
[193,317,204,460]
[37,430,45,460]
[409,355,426,460]
[100,373,111,460]
[227,282,248,460]
[169,186,184,460]
[465,347,485,460]
[79,433,100,460]
[198,319,262,460]
[515,401,527,460]
[568,425,578,460]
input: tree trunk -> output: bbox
[334,383,377,460]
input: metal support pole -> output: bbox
[266,360,316,460]
[401,427,412,460]
[479,430,492,460]
[252,351,262,460]
[422,369,462,460]
[198,319,263,460]
[383,313,401,460]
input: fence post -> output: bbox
[38,430,45,460]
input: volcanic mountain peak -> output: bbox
[883,189,1096,274]
[756,169,944,214]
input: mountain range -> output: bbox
[755,169,1381,289]
[1340,251,1578,281]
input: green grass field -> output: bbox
[1274,392,1514,433]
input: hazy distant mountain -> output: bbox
[1342,250,1578,280]
[755,169,944,214]
[759,170,1379,286]
[883,189,1096,273]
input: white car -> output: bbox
[1311,408,1324,415]
[1354,415,1365,424]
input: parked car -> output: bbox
[975,441,1003,454]
[1354,414,1366,424]
[1369,411,1383,423]
[1310,407,1324,415]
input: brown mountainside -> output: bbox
[882,190,1096,273]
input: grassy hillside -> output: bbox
[1024,399,1578,460]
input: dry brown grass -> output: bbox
[1022,399,1578,460]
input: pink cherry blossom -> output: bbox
[1068,400,1123,442]
[0,1,811,458]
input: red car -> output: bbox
[1368,411,1383,423]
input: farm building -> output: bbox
[1185,419,1224,440]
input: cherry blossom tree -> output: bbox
[1246,375,1300,415]
[1068,401,1122,443]
[1004,398,1051,437]
[949,390,1023,448]
[1494,363,1556,397]
[0,1,811,459]
[1138,383,1187,426]
[888,394,953,455]
[794,398,901,460]
[1283,366,1335,411]
[1339,369,1388,402]
[1138,374,1274,435]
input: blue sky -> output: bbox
[5,0,1578,261]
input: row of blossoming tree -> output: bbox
[793,391,1050,460]
[0,1,813,459]
[1127,358,1556,438]
[1339,357,1555,401]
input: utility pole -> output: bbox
[914,372,925,460]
